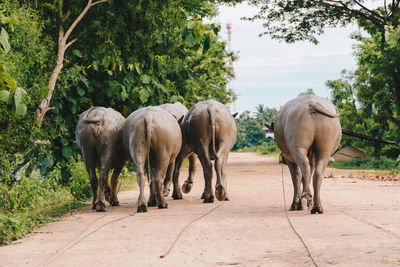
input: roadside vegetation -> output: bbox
[0,157,136,245]
[329,157,400,171]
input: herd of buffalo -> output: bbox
[76,95,342,214]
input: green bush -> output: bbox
[329,156,400,171]
[0,168,83,245]
[68,159,92,201]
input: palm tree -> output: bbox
[254,104,278,124]
[254,104,267,124]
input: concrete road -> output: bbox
[1,152,400,266]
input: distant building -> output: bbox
[264,128,274,142]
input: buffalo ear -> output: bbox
[177,115,184,124]
[264,122,274,131]
[232,112,238,118]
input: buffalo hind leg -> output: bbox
[96,166,110,212]
[135,161,147,212]
[198,151,214,203]
[311,155,329,214]
[171,156,183,200]
[285,160,303,210]
[86,166,98,210]
[182,153,197,194]
[155,161,169,209]
[214,153,227,201]
[293,148,313,210]
[107,163,124,206]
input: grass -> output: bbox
[328,156,400,171]
[0,181,85,245]
[235,142,280,156]
[0,161,137,246]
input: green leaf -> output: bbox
[121,85,128,101]
[139,88,150,103]
[92,61,99,71]
[0,14,10,24]
[0,27,10,54]
[0,90,10,103]
[4,72,17,90]
[14,87,23,105]
[170,95,179,103]
[62,146,73,159]
[72,49,82,58]
[15,103,27,116]
[77,87,85,96]
[187,21,196,29]
[141,74,151,84]
[185,31,196,47]
[135,63,142,75]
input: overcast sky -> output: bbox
[213,3,359,113]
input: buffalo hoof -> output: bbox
[158,202,168,209]
[172,191,183,200]
[147,197,157,207]
[203,195,214,203]
[290,202,303,211]
[137,203,147,213]
[215,185,225,201]
[163,188,170,197]
[95,201,106,212]
[182,180,193,194]
[200,191,206,199]
[311,206,323,214]
[110,199,120,206]
[224,194,230,201]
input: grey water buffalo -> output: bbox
[158,102,197,198]
[76,107,126,211]
[171,99,237,203]
[122,107,182,212]
[273,95,342,214]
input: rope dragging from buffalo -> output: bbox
[280,164,318,267]
[41,212,135,266]
[159,203,223,259]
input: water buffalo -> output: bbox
[122,107,182,212]
[274,95,342,214]
[171,99,237,203]
[76,107,126,211]
[158,102,197,198]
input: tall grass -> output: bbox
[0,158,136,245]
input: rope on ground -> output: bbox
[280,164,318,267]
[325,202,400,240]
[159,203,223,259]
[41,212,135,266]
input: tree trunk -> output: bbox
[35,0,109,127]
[36,34,66,127]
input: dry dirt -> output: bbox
[1,152,400,266]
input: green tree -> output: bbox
[245,120,265,146]
[254,104,277,124]
[0,1,53,181]
[298,88,315,96]
[219,0,400,127]
[10,0,236,181]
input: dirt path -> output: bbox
[1,152,400,266]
